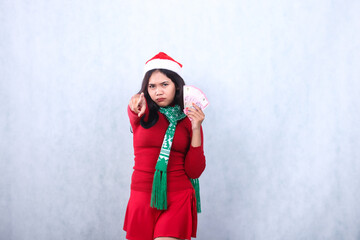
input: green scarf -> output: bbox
[150,105,202,213]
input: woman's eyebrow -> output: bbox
[149,81,169,85]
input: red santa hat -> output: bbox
[144,52,183,76]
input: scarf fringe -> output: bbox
[191,178,201,213]
[150,169,167,210]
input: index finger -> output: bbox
[137,92,144,106]
[192,103,203,112]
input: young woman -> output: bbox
[123,52,206,240]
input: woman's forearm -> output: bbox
[191,128,202,147]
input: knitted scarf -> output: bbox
[150,105,202,213]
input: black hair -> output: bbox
[139,69,185,128]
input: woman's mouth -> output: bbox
[157,98,166,102]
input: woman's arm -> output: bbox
[184,126,206,179]
[191,128,202,147]
[184,104,206,178]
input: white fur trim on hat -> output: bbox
[144,52,182,76]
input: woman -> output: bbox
[123,52,206,240]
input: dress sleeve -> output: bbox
[184,126,206,179]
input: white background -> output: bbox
[1,0,360,239]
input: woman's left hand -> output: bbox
[186,103,205,130]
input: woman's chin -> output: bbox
[157,102,170,107]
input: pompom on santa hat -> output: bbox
[144,52,183,76]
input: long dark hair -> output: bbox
[139,69,185,128]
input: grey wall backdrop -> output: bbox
[1,0,360,239]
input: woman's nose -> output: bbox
[156,89,163,95]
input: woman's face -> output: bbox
[148,70,176,107]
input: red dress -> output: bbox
[123,103,206,240]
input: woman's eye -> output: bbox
[149,85,154,89]
[162,83,168,86]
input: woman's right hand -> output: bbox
[129,92,146,117]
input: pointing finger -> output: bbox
[138,105,146,117]
[137,92,144,106]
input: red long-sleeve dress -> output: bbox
[127,104,206,193]
[123,103,206,240]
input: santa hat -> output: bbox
[144,52,182,76]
